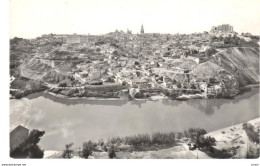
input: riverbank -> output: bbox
[10,78,259,102]
[43,118,260,159]
[16,83,258,102]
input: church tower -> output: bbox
[140,24,144,34]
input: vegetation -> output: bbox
[82,141,95,159]
[55,127,240,159]
[205,48,217,57]
[62,143,74,159]
[108,145,117,159]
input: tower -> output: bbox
[140,24,144,34]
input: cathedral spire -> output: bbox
[140,24,144,34]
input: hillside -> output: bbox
[21,58,52,79]
[211,47,259,87]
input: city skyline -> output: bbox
[10,0,260,38]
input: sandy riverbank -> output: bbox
[206,118,260,158]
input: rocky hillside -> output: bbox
[212,47,259,87]
[192,61,239,97]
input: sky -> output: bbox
[10,0,260,38]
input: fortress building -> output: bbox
[211,24,233,34]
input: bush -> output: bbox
[82,141,94,159]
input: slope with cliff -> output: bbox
[211,47,259,87]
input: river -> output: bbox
[10,86,259,150]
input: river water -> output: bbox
[11,86,259,150]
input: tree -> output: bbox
[188,128,207,142]
[62,143,74,159]
[203,136,216,148]
[108,145,116,159]
[82,141,94,159]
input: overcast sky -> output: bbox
[10,0,260,38]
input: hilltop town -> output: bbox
[10,24,260,100]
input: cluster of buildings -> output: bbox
[24,24,241,98]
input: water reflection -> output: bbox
[186,86,259,115]
[26,86,259,116]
